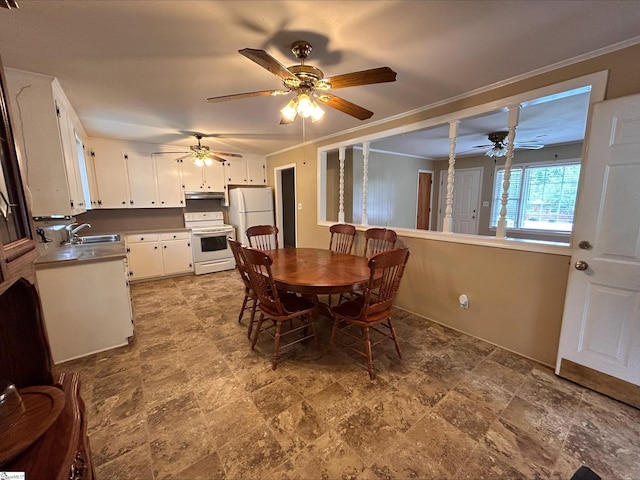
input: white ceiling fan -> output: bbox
[475,131,544,157]
[156,134,243,166]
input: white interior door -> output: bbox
[437,167,481,233]
[557,93,640,390]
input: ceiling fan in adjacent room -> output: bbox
[474,131,544,158]
[206,40,397,123]
[159,134,243,166]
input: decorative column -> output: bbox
[361,142,369,225]
[496,105,520,238]
[442,121,459,233]
[338,146,345,223]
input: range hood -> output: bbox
[184,191,226,200]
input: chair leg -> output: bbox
[251,313,265,350]
[272,321,283,370]
[238,290,249,324]
[310,313,319,348]
[363,326,376,380]
[387,319,402,359]
[247,298,258,339]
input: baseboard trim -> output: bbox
[558,358,640,409]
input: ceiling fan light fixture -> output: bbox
[311,102,325,122]
[297,93,314,118]
[280,98,298,122]
[485,145,507,157]
[193,157,205,167]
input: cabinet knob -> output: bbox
[122,201,126,205]
[130,200,134,205]
[152,201,155,204]
[164,245,167,249]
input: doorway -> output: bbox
[437,167,482,233]
[416,170,433,230]
[274,164,297,248]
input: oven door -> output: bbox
[191,230,233,263]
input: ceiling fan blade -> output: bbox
[325,67,397,89]
[211,151,243,158]
[206,154,228,163]
[207,89,289,103]
[239,48,298,82]
[515,143,544,150]
[317,93,374,120]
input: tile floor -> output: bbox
[56,271,640,480]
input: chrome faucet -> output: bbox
[63,222,91,244]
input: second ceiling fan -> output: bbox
[207,40,397,123]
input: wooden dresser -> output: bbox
[0,280,95,480]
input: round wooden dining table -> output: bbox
[265,247,370,297]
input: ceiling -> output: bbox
[1,1,640,158]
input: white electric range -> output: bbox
[184,211,236,275]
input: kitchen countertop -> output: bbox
[35,241,127,269]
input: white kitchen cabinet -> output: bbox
[80,144,100,209]
[224,158,266,185]
[125,234,163,280]
[89,139,131,208]
[155,155,185,207]
[36,258,134,363]
[126,231,193,281]
[4,69,90,216]
[159,232,193,275]
[126,151,158,208]
[181,158,225,192]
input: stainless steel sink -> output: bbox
[74,234,121,244]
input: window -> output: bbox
[491,162,581,232]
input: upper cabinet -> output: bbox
[4,68,90,217]
[154,155,184,207]
[0,61,37,293]
[181,157,225,192]
[225,157,266,185]
[89,138,130,208]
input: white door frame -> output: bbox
[274,163,297,248]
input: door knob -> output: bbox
[575,260,589,271]
[578,240,592,250]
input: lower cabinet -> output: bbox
[35,258,134,364]
[126,231,193,281]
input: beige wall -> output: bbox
[266,43,640,366]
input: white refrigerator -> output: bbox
[228,187,275,246]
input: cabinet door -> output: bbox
[204,161,225,191]
[161,235,193,275]
[246,160,266,184]
[56,103,85,214]
[155,156,184,207]
[91,143,130,208]
[79,142,100,210]
[225,159,248,185]
[126,152,158,208]
[126,241,163,280]
[180,158,205,191]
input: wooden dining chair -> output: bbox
[228,238,260,339]
[241,246,318,370]
[329,223,357,254]
[329,247,410,380]
[246,225,279,250]
[364,228,398,258]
